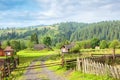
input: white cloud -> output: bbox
[0,0,120,27]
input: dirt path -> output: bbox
[22,60,67,80]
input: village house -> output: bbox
[95,46,100,49]
[34,44,47,50]
[4,46,14,56]
[0,46,14,56]
[61,43,75,53]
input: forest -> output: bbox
[0,20,120,51]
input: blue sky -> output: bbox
[0,0,120,27]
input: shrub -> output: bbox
[70,44,80,53]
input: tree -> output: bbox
[78,40,91,49]
[10,40,21,52]
[0,41,1,48]
[1,40,11,48]
[7,40,11,46]
[55,40,70,49]
[43,36,51,47]
[100,40,108,49]
[20,41,26,50]
[70,44,80,53]
[90,38,100,49]
[109,40,120,59]
[31,33,39,44]
[26,41,34,49]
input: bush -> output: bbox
[65,62,76,70]
[70,44,80,53]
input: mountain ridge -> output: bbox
[0,21,120,46]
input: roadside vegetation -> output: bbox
[2,48,120,80]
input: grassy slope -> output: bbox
[0,25,56,35]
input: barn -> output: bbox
[0,48,5,56]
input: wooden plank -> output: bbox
[77,58,120,79]
[114,66,119,79]
[76,57,80,71]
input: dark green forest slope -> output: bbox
[0,22,87,45]
[70,21,120,41]
[0,21,120,46]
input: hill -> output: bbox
[0,22,87,45]
[0,21,120,46]
[70,21,120,41]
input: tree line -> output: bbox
[0,21,120,51]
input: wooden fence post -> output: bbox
[76,57,80,71]
[0,68,2,80]
[7,63,10,76]
[17,56,19,65]
[61,53,64,67]
[13,60,16,69]
[0,65,4,80]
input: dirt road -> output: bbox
[22,60,67,80]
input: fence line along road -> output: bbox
[76,57,120,79]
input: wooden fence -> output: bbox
[0,57,19,80]
[76,58,120,79]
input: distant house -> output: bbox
[4,46,14,56]
[0,48,4,56]
[61,46,68,53]
[95,46,100,49]
[61,43,75,53]
[34,44,47,50]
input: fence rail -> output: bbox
[0,57,19,80]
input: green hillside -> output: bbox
[1,21,120,46]
[0,22,87,45]
[70,21,120,41]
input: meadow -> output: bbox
[6,49,55,80]
[3,48,120,80]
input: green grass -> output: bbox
[47,48,120,80]
[81,49,120,54]
[7,49,55,80]
[0,56,7,59]
[68,71,116,80]
[4,48,120,80]
[48,64,117,80]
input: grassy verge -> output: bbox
[47,58,117,80]
[68,71,117,80]
[48,64,117,80]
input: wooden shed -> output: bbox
[4,46,14,56]
[34,44,47,50]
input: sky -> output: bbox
[0,0,120,27]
